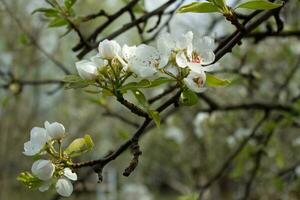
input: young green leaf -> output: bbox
[180,90,198,106]
[178,2,220,13]
[235,0,283,10]
[64,0,77,9]
[131,90,149,109]
[148,109,161,128]
[32,8,58,16]
[17,172,43,189]
[206,74,230,87]
[48,17,68,28]
[64,135,94,157]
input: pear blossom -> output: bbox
[44,121,65,140]
[175,35,217,74]
[31,160,55,181]
[55,168,77,197]
[23,127,49,156]
[98,39,121,59]
[157,31,193,68]
[122,44,160,78]
[183,71,206,93]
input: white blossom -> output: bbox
[31,160,55,181]
[44,121,65,140]
[56,178,73,197]
[157,31,193,68]
[123,44,159,78]
[98,39,121,59]
[183,71,206,93]
[23,127,49,156]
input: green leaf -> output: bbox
[120,77,173,93]
[32,8,58,17]
[64,0,77,9]
[48,17,68,27]
[131,90,149,109]
[64,135,94,157]
[206,74,230,87]
[178,2,220,13]
[148,109,161,128]
[180,90,198,106]
[235,0,283,10]
[17,172,43,189]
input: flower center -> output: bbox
[193,76,204,87]
[192,53,202,64]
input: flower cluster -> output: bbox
[19,122,94,197]
[75,31,218,94]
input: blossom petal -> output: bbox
[56,178,73,197]
[23,127,48,156]
[64,168,77,181]
[199,50,215,65]
[176,31,193,50]
[176,51,188,68]
[127,44,159,78]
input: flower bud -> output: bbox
[56,178,73,197]
[31,160,55,181]
[45,121,65,140]
[98,39,121,59]
[76,60,98,80]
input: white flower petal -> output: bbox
[201,63,219,72]
[75,60,98,80]
[127,44,159,78]
[194,36,215,51]
[98,39,121,59]
[175,51,188,68]
[199,50,215,65]
[176,31,193,50]
[32,160,55,181]
[122,44,137,61]
[157,33,175,68]
[187,62,203,74]
[56,178,73,197]
[23,127,48,156]
[45,121,65,140]
[64,168,77,181]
